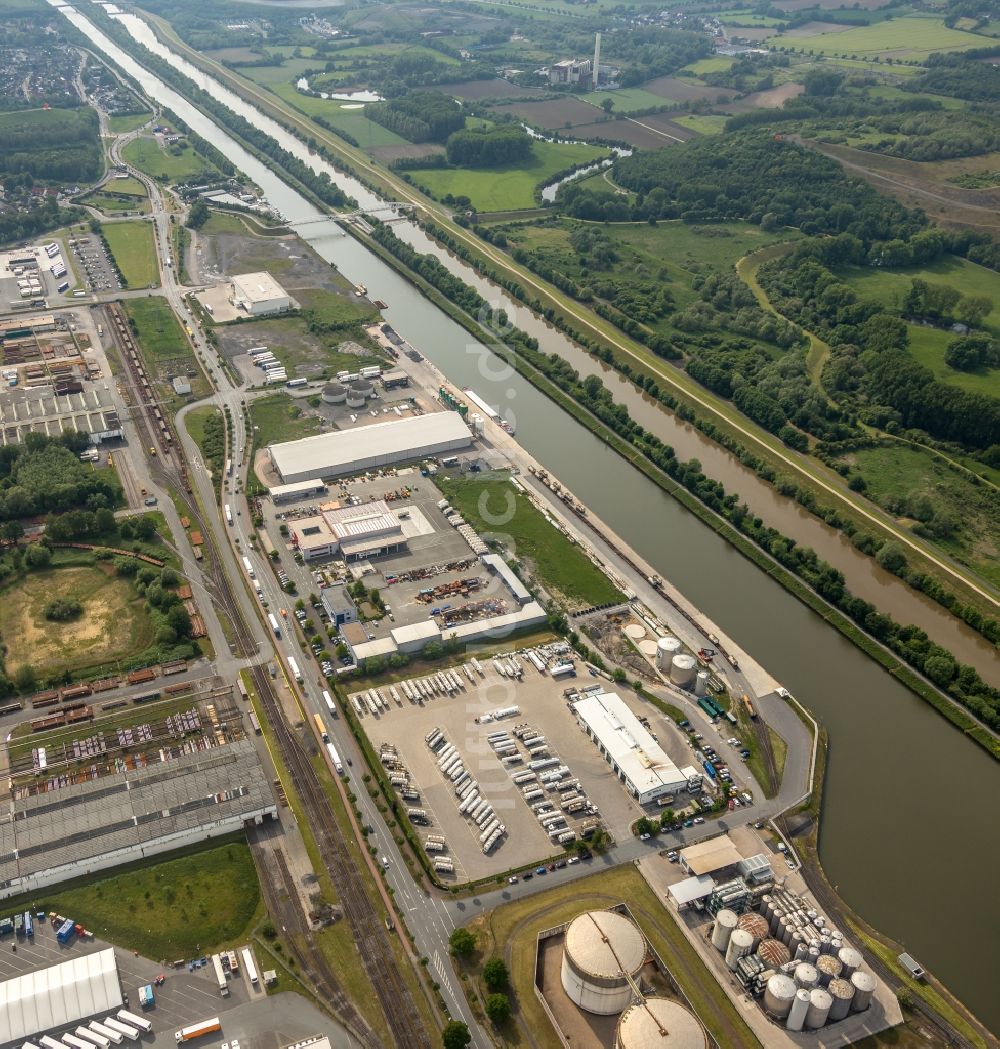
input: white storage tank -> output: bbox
[710,909,738,952]
[321,382,347,404]
[794,962,818,990]
[816,953,843,987]
[615,997,707,1049]
[346,391,366,409]
[838,946,863,979]
[655,636,681,670]
[725,928,753,971]
[350,378,375,397]
[826,978,855,1022]
[694,671,709,696]
[670,653,698,689]
[763,973,797,1019]
[737,912,769,949]
[561,910,646,1015]
[786,988,811,1032]
[850,970,876,1012]
[469,412,485,436]
[806,987,833,1029]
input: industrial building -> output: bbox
[679,836,744,878]
[572,691,688,804]
[321,583,358,627]
[229,271,291,317]
[0,740,276,899]
[292,498,407,562]
[560,910,646,1015]
[0,949,122,1044]
[269,412,473,484]
[269,478,327,504]
[615,998,707,1049]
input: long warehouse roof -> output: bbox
[270,412,471,480]
[0,948,122,1043]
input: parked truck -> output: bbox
[173,1018,220,1042]
[138,984,155,1008]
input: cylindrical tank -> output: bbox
[794,942,809,962]
[670,653,698,688]
[763,974,797,1019]
[561,910,646,1016]
[615,997,708,1049]
[794,962,818,990]
[816,954,842,987]
[807,946,820,966]
[761,895,774,925]
[768,905,783,936]
[655,636,681,670]
[786,988,810,1032]
[779,917,794,947]
[321,382,347,404]
[694,671,709,697]
[819,935,831,955]
[757,938,790,969]
[838,946,863,980]
[346,391,366,409]
[725,929,753,971]
[850,971,876,1013]
[711,909,738,952]
[827,978,855,1022]
[831,938,843,955]
[469,412,485,436]
[806,987,833,1029]
[350,378,374,397]
[737,912,769,949]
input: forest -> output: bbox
[445,125,532,168]
[367,92,466,144]
[0,107,101,183]
[904,52,1000,102]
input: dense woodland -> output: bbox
[445,124,532,167]
[367,92,465,144]
[0,107,101,183]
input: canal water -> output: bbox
[57,3,1000,1031]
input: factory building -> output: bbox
[292,499,407,563]
[269,478,327,504]
[0,949,122,1044]
[572,691,688,804]
[560,910,646,1015]
[229,271,291,317]
[678,836,743,878]
[615,998,707,1049]
[480,552,531,605]
[321,583,358,627]
[269,412,473,484]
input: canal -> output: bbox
[57,3,1000,1031]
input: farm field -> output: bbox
[681,56,736,75]
[643,75,738,103]
[437,472,622,608]
[498,96,605,131]
[673,114,728,135]
[0,564,154,678]
[102,220,158,287]
[239,58,318,87]
[434,78,539,100]
[268,83,408,147]
[580,87,668,112]
[766,15,987,56]
[406,140,610,212]
[107,111,152,134]
[122,135,218,182]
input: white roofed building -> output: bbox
[229,271,291,316]
[291,499,407,562]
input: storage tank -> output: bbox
[561,910,646,1015]
[838,946,863,979]
[763,974,797,1019]
[655,636,681,671]
[760,895,774,926]
[850,971,876,1013]
[807,946,820,966]
[768,905,783,937]
[737,912,769,949]
[321,382,347,404]
[710,909,738,952]
[694,671,709,697]
[725,929,753,971]
[624,623,646,641]
[469,412,485,436]
[350,378,374,397]
[794,962,818,990]
[615,997,707,1049]
[757,938,790,969]
[793,943,809,962]
[827,978,855,1022]
[670,653,698,689]
[816,954,842,987]
[346,391,366,409]
[786,988,810,1032]
[806,987,833,1029]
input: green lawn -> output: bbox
[249,393,322,447]
[768,15,986,56]
[580,87,670,112]
[406,140,611,213]
[673,114,728,135]
[104,176,148,197]
[907,324,1000,397]
[108,111,152,134]
[102,220,158,287]
[39,841,262,961]
[682,56,736,75]
[437,472,622,609]
[122,296,189,358]
[123,135,218,181]
[239,58,320,86]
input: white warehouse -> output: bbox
[269,411,473,484]
[229,271,291,316]
[573,690,688,804]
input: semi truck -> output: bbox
[211,953,230,997]
[268,613,281,637]
[116,1011,152,1035]
[103,1019,138,1043]
[287,656,303,683]
[138,984,154,1009]
[241,556,254,579]
[240,946,259,986]
[174,1018,220,1042]
[224,505,233,526]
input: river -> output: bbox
[56,3,1000,1031]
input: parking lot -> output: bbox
[69,234,121,294]
[352,660,707,881]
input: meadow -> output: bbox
[768,15,987,56]
[122,135,218,182]
[102,220,158,287]
[123,296,190,359]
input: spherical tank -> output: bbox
[816,954,842,987]
[785,988,811,1032]
[737,912,769,949]
[850,971,876,1013]
[624,623,646,641]
[806,987,833,1029]
[710,909,738,952]
[763,974,797,1019]
[670,653,698,688]
[694,671,709,697]
[655,636,681,670]
[838,947,863,979]
[561,911,646,1016]
[757,938,791,969]
[322,382,347,404]
[826,978,855,1022]
[724,928,753,971]
[615,998,707,1049]
[794,962,818,990]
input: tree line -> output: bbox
[0,107,101,183]
[368,91,466,144]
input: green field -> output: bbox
[123,135,218,182]
[682,56,736,75]
[580,87,670,112]
[438,472,622,609]
[239,58,319,86]
[768,15,986,56]
[102,220,158,287]
[269,83,408,147]
[40,841,262,961]
[249,393,322,447]
[406,140,610,212]
[673,114,728,135]
[122,296,188,358]
[907,324,1000,397]
[108,111,152,134]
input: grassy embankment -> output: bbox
[102,219,158,287]
[248,393,322,447]
[108,111,153,134]
[123,133,219,181]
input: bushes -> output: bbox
[445,125,532,168]
[43,598,83,621]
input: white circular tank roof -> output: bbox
[616,998,707,1049]
[657,636,681,651]
[624,623,647,640]
[565,911,646,980]
[638,639,659,656]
